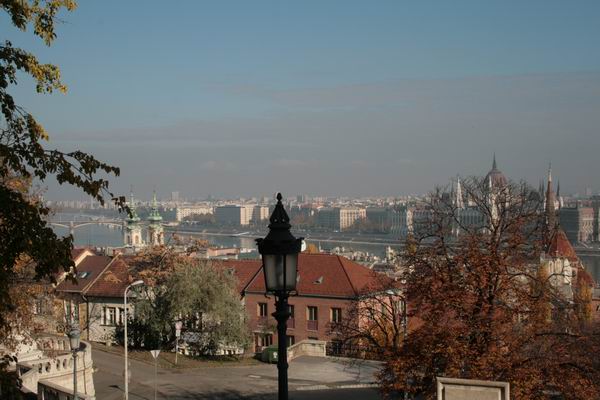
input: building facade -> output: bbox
[175,205,213,221]
[317,207,366,231]
[55,251,134,343]
[147,191,164,246]
[560,206,596,244]
[221,253,385,353]
[123,193,143,247]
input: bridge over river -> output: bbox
[49,219,124,236]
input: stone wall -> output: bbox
[436,377,509,400]
[18,335,95,399]
[287,339,327,361]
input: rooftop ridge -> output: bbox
[82,255,120,295]
[336,255,359,297]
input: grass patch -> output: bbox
[93,342,261,369]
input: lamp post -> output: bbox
[124,280,144,400]
[67,324,81,400]
[256,193,303,400]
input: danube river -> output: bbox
[50,217,600,283]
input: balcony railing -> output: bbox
[307,320,318,331]
[287,318,295,329]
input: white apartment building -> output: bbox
[317,207,366,231]
[176,205,214,221]
[214,205,270,226]
[251,205,270,224]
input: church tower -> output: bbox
[147,190,164,246]
[124,191,143,247]
[545,164,557,243]
[454,176,464,209]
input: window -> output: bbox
[118,308,125,325]
[106,307,116,326]
[331,308,342,323]
[287,335,295,347]
[287,304,296,328]
[73,303,79,322]
[307,306,318,331]
[254,333,273,351]
[307,306,318,321]
[78,271,90,279]
[258,303,268,317]
[34,299,44,315]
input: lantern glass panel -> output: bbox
[68,328,80,351]
[263,254,280,292]
[284,253,298,291]
[263,253,298,292]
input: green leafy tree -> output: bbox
[122,250,250,356]
[0,0,124,330]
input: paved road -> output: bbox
[92,348,382,399]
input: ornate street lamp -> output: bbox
[67,324,81,400]
[256,193,303,400]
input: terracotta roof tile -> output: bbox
[56,255,113,293]
[85,258,132,298]
[548,228,579,262]
[223,253,382,298]
[212,259,263,294]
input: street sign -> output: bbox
[150,350,160,359]
[175,321,183,338]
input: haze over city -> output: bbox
[2,1,600,199]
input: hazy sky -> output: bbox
[3,1,600,200]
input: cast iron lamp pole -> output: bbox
[68,324,81,400]
[256,193,303,400]
[124,280,144,400]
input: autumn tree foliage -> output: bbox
[0,0,123,338]
[339,178,600,399]
[0,2,125,392]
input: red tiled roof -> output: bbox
[85,258,132,298]
[213,259,263,294]
[71,248,87,262]
[224,253,382,298]
[56,255,113,293]
[548,228,579,262]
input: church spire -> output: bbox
[492,153,497,170]
[127,185,140,223]
[148,188,163,223]
[454,176,464,209]
[545,163,557,241]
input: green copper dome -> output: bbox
[148,191,163,223]
[127,192,141,224]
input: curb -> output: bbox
[296,383,378,391]
[92,344,262,370]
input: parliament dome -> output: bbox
[485,154,508,188]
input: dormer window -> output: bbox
[314,276,323,284]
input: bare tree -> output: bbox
[337,177,600,399]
